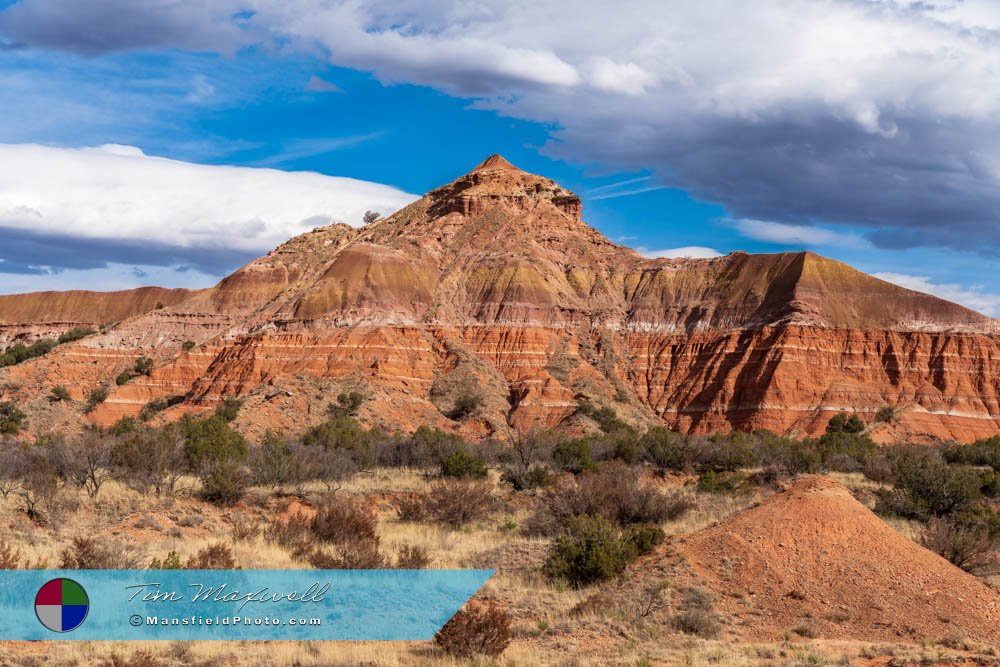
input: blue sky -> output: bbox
[0,1,998,316]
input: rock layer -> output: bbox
[1,155,997,441]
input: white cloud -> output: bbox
[641,246,723,259]
[5,1,1000,253]
[733,219,867,249]
[0,143,417,255]
[874,272,1000,317]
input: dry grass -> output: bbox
[0,468,992,666]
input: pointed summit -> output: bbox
[471,154,521,172]
[426,153,583,220]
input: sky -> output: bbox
[0,0,998,316]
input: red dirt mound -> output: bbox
[672,476,1000,643]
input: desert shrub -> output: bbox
[214,396,243,422]
[310,495,379,545]
[826,412,865,434]
[200,461,248,505]
[149,550,183,570]
[641,428,696,471]
[138,398,169,422]
[328,391,365,418]
[301,414,374,468]
[576,401,628,433]
[17,455,61,522]
[50,385,71,402]
[60,536,144,569]
[133,356,154,375]
[111,422,186,496]
[185,543,237,569]
[0,539,23,569]
[396,544,431,569]
[671,587,721,638]
[875,448,982,520]
[0,338,57,366]
[612,429,644,464]
[426,480,494,528]
[61,429,114,497]
[698,433,758,472]
[83,386,109,414]
[249,430,299,487]
[182,415,248,471]
[863,453,893,483]
[396,494,428,521]
[874,406,896,423]
[0,401,26,435]
[115,371,132,386]
[441,448,488,479]
[448,393,482,420]
[942,436,1000,472]
[434,599,511,658]
[545,515,637,586]
[921,514,1000,574]
[362,210,381,225]
[406,425,466,466]
[181,340,197,352]
[109,650,166,667]
[528,464,693,536]
[57,327,96,344]
[552,437,596,474]
[627,524,666,556]
[296,445,358,491]
[696,470,749,495]
[501,463,553,491]
[307,539,386,569]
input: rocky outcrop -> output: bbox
[1,155,997,442]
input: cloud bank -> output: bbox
[0,143,416,275]
[6,0,998,255]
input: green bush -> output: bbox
[626,524,665,556]
[133,357,154,376]
[875,448,982,520]
[0,402,26,435]
[641,428,696,471]
[199,461,248,505]
[181,340,196,352]
[57,327,96,344]
[696,470,748,494]
[214,397,243,422]
[441,448,488,479]
[83,386,109,414]
[874,406,896,423]
[115,371,132,386]
[301,414,374,468]
[138,398,169,422]
[50,385,72,402]
[826,412,865,434]
[181,416,248,471]
[552,437,596,474]
[448,394,482,420]
[328,391,365,418]
[544,515,637,586]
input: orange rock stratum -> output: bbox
[1,155,998,441]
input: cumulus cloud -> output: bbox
[4,1,1000,254]
[641,246,723,259]
[874,272,1000,318]
[0,143,416,274]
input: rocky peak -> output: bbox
[427,154,582,220]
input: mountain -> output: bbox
[1,155,998,442]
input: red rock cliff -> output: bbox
[1,155,997,442]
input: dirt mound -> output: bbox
[671,476,1000,643]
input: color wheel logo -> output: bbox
[35,578,89,633]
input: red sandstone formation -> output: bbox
[0,155,997,441]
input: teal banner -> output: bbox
[0,569,493,640]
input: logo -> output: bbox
[35,578,89,633]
